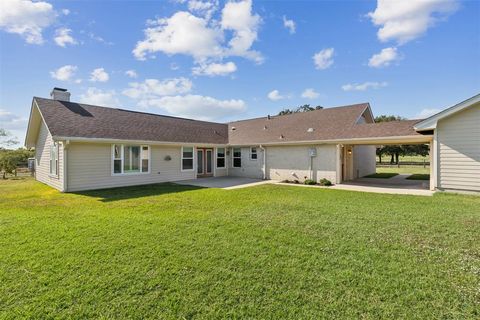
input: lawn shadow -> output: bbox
[74,182,205,202]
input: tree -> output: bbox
[278,104,323,115]
[0,148,34,179]
[374,115,429,164]
[0,128,19,148]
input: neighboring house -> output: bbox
[24,88,479,193]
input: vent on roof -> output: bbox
[307,128,314,133]
[263,125,267,130]
[267,115,271,120]
[279,134,284,139]
[231,126,236,131]
[50,87,70,102]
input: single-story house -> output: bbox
[25,88,479,193]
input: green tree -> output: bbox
[0,148,34,179]
[278,104,323,115]
[374,115,429,164]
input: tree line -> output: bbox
[1,129,34,179]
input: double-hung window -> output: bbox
[250,147,258,160]
[182,147,194,171]
[112,144,149,175]
[49,142,58,176]
[233,147,242,168]
[216,147,225,168]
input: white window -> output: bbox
[182,146,194,171]
[233,147,241,168]
[49,142,58,176]
[112,144,149,175]
[250,147,258,160]
[216,147,225,168]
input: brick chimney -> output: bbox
[50,87,70,101]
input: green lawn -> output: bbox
[364,172,399,179]
[1,178,479,319]
[377,166,430,175]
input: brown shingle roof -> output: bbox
[34,97,424,145]
[34,97,229,144]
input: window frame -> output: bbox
[216,147,226,169]
[49,142,59,177]
[181,146,195,172]
[232,147,242,168]
[111,144,150,176]
[250,147,258,161]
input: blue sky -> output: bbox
[1,0,479,147]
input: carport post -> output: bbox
[429,140,434,191]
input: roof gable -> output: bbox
[414,93,480,131]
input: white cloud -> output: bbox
[192,61,236,76]
[283,15,295,34]
[368,0,459,45]
[125,70,138,78]
[313,48,334,70]
[78,88,119,107]
[188,0,218,20]
[415,108,441,119]
[368,47,399,68]
[342,81,388,91]
[133,11,222,61]
[0,0,56,44]
[123,78,193,99]
[133,0,262,64]
[141,94,246,120]
[301,88,319,99]
[89,68,109,82]
[61,9,70,16]
[170,63,180,70]
[50,65,77,81]
[267,90,285,101]
[0,109,28,130]
[221,0,262,63]
[54,27,77,47]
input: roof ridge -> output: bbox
[33,96,226,126]
[229,102,369,124]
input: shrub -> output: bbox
[319,178,332,186]
[304,179,316,185]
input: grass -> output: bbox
[1,178,479,319]
[364,172,399,179]
[377,166,430,175]
[407,174,431,180]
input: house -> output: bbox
[24,88,479,193]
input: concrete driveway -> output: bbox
[346,174,429,190]
[175,176,272,190]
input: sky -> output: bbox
[1,0,479,147]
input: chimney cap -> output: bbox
[52,87,68,92]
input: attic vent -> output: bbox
[231,126,236,131]
[307,128,314,133]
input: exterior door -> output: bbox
[197,148,213,177]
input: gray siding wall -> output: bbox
[353,145,376,178]
[35,120,64,191]
[228,146,264,179]
[267,145,337,183]
[66,143,196,192]
[437,104,480,192]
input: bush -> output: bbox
[304,179,316,185]
[319,178,332,186]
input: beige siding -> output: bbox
[437,104,480,192]
[35,120,64,191]
[267,145,337,183]
[67,143,195,192]
[228,146,264,178]
[353,145,376,178]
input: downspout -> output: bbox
[62,140,69,192]
[260,145,266,180]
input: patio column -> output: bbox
[429,140,434,191]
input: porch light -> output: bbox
[348,149,352,155]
